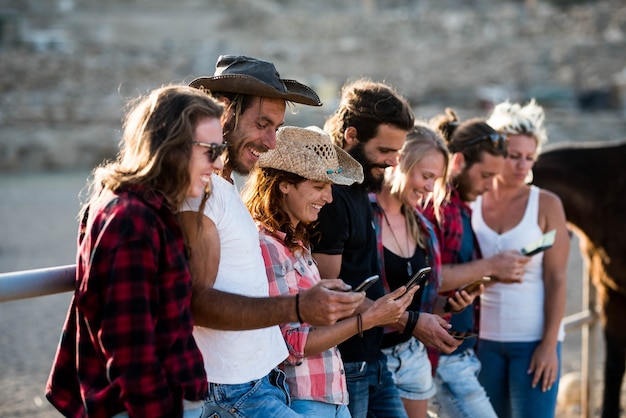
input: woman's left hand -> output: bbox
[528,341,559,392]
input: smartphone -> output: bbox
[448,330,478,340]
[405,266,432,289]
[521,229,556,256]
[353,275,380,292]
[460,276,491,294]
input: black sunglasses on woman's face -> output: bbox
[193,141,228,162]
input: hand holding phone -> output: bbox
[460,276,491,294]
[353,275,379,292]
[405,266,432,290]
[448,330,478,340]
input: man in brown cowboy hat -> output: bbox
[179,55,364,417]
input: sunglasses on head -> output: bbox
[462,133,507,150]
[193,141,228,163]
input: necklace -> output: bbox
[381,208,413,276]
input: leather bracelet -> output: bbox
[402,310,419,337]
[357,313,363,337]
[295,293,304,323]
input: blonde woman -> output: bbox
[374,124,479,418]
[472,100,569,418]
[242,126,418,417]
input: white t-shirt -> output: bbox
[182,174,288,384]
[471,186,565,342]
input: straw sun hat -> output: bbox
[258,126,364,186]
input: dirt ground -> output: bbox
[0,171,619,417]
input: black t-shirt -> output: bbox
[311,184,384,363]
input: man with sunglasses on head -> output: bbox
[424,109,531,418]
[178,55,364,418]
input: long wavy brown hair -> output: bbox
[242,167,312,253]
[81,85,223,217]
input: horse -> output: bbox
[532,139,626,418]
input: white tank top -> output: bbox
[182,174,288,384]
[471,186,565,342]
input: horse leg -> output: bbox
[598,279,626,418]
[601,329,626,418]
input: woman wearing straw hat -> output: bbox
[242,126,418,417]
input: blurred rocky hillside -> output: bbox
[0,0,625,171]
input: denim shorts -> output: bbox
[382,337,436,401]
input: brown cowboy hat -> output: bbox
[188,55,322,107]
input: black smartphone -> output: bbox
[405,266,432,289]
[448,330,478,340]
[521,229,556,256]
[353,275,380,292]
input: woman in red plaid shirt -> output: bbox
[46,85,225,418]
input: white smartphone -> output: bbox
[521,229,556,256]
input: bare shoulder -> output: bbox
[538,187,564,212]
[537,187,567,229]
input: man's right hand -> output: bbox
[413,312,461,354]
[298,279,364,326]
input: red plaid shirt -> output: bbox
[423,187,481,336]
[46,185,207,418]
[423,188,469,266]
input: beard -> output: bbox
[452,169,475,202]
[348,141,386,193]
[222,124,255,176]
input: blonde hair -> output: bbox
[487,99,548,153]
[388,122,450,237]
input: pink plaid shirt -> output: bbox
[258,225,349,405]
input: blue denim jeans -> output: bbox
[344,351,408,418]
[477,339,562,418]
[113,405,202,418]
[382,337,436,401]
[201,368,300,418]
[290,400,351,418]
[431,348,498,418]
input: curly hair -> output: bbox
[324,79,414,148]
[242,167,311,253]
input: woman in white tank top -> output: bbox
[471,100,569,418]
